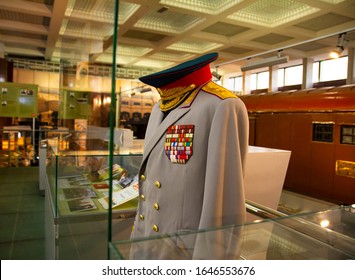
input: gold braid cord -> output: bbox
[158,84,196,112]
[202,81,238,99]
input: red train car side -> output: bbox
[240,85,355,204]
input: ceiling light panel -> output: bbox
[134,9,204,34]
[167,39,223,53]
[60,19,113,40]
[149,52,194,62]
[117,44,153,57]
[228,0,319,28]
[133,59,175,69]
[65,0,113,22]
[118,2,141,24]
[159,0,243,15]
[319,0,346,3]
[97,54,137,64]
[65,0,139,25]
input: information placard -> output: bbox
[59,89,92,119]
[0,82,38,118]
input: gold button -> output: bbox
[154,181,161,188]
[153,203,159,210]
[152,224,159,232]
[139,214,144,221]
[140,174,146,181]
[140,194,145,201]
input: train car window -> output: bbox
[340,125,355,145]
[312,122,334,142]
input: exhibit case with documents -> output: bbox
[109,203,355,260]
[42,136,142,259]
[38,0,144,259]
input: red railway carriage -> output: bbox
[240,85,355,204]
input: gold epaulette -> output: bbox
[202,81,238,99]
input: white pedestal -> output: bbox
[245,146,291,220]
[242,146,291,260]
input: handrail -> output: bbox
[246,199,288,220]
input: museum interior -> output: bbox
[0,0,354,260]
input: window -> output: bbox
[234,76,243,92]
[319,56,348,82]
[313,62,320,83]
[312,122,333,142]
[225,76,242,92]
[278,69,284,87]
[250,73,257,90]
[250,71,269,90]
[340,125,355,145]
[225,76,243,92]
[278,65,303,87]
[284,65,302,86]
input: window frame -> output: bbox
[312,122,334,143]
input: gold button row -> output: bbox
[139,174,162,189]
[135,219,159,232]
[138,215,159,232]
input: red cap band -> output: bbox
[160,64,212,90]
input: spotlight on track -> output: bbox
[330,33,346,59]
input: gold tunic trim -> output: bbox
[158,84,196,112]
[202,81,238,100]
[158,84,196,100]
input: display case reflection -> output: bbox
[0,128,34,167]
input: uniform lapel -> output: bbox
[142,105,191,164]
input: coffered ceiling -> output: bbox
[0,0,354,77]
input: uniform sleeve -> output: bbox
[193,97,249,259]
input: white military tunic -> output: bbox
[130,81,248,259]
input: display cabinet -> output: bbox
[0,126,34,167]
[43,137,142,259]
[109,203,355,260]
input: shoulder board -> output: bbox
[202,81,238,100]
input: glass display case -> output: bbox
[43,136,142,259]
[0,126,34,167]
[109,204,355,260]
